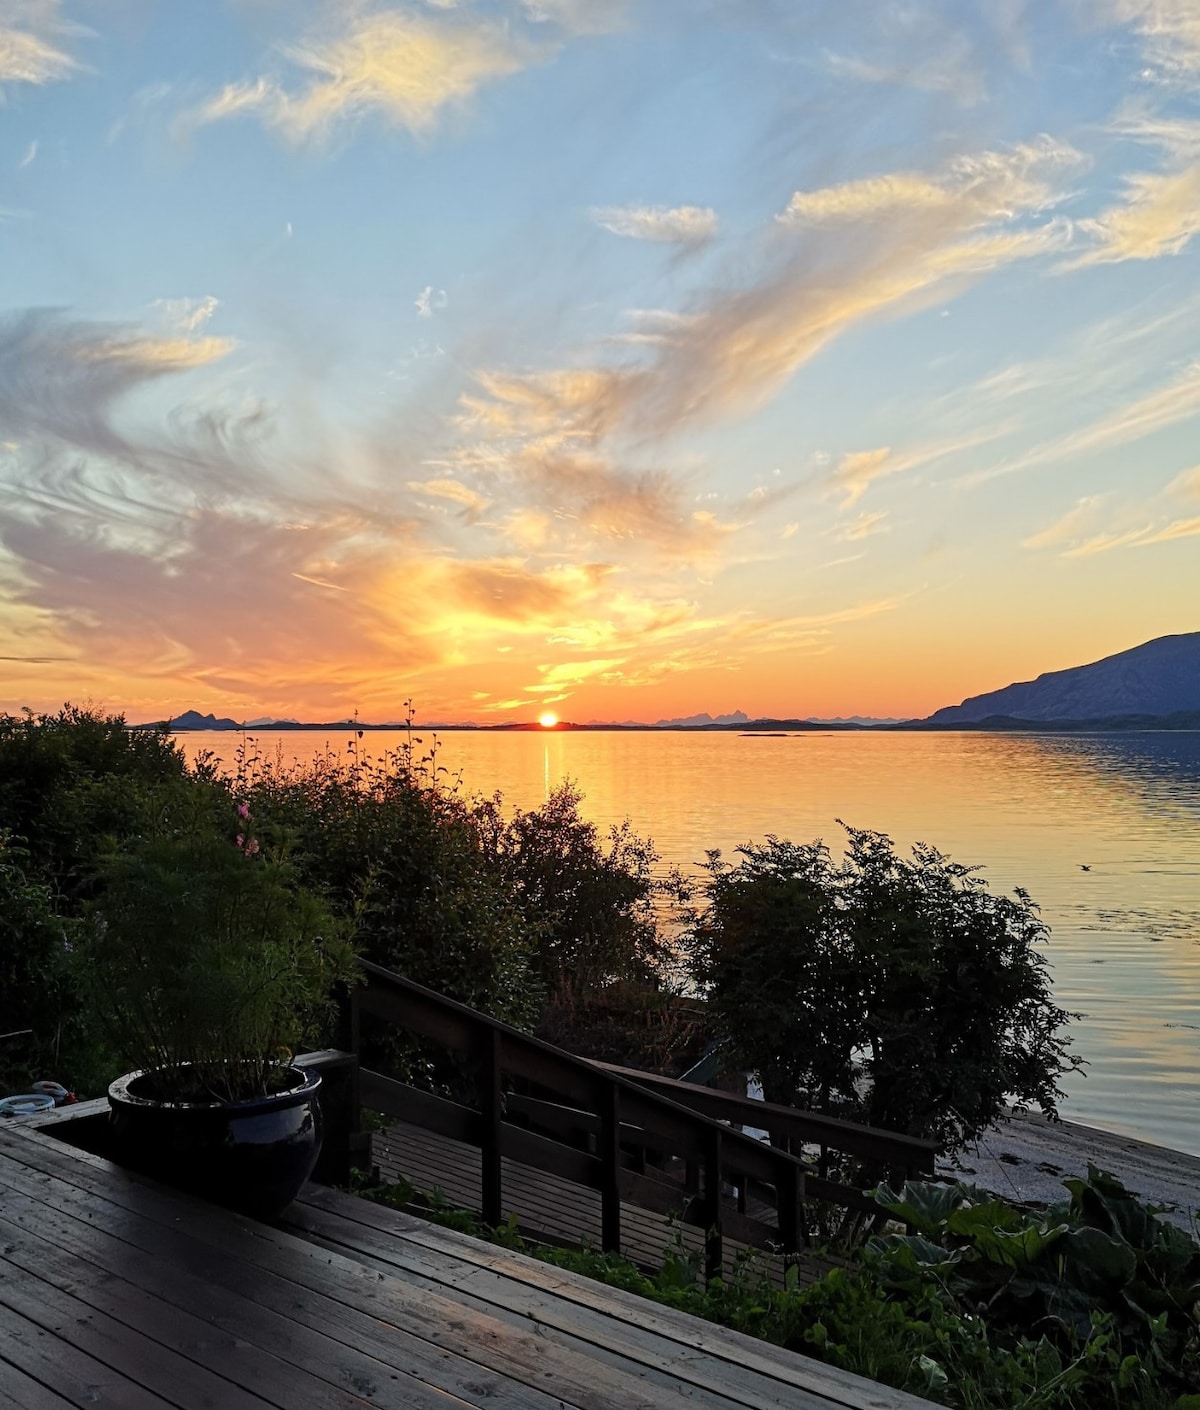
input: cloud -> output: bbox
[821,5,989,105]
[0,308,746,720]
[1023,484,1200,556]
[1091,0,1200,86]
[1166,462,1200,497]
[779,139,1075,228]
[415,285,447,317]
[0,310,234,469]
[521,0,629,34]
[181,8,538,146]
[590,204,718,245]
[464,136,1079,484]
[406,476,489,516]
[1022,495,1112,549]
[1068,117,1200,266]
[639,138,1078,428]
[829,448,892,506]
[828,428,1001,506]
[18,140,38,169]
[153,296,221,335]
[837,510,890,540]
[1005,360,1200,479]
[443,136,1077,591]
[0,1,84,88]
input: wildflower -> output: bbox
[236,834,245,849]
[237,802,251,820]
[245,838,260,857]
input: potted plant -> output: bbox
[80,792,359,1218]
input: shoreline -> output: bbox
[939,1108,1200,1230]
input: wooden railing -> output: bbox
[339,962,940,1278]
[597,1063,937,1213]
[346,960,810,1280]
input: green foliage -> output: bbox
[681,825,1080,1152]
[77,785,358,1102]
[476,781,667,1004]
[0,705,189,904]
[0,831,74,1090]
[231,735,541,1028]
[0,705,192,1090]
[872,1167,1200,1401]
[232,736,669,1030]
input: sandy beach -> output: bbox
[938,1109,1200,1231]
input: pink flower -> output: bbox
[237,802,250,819]
[245,838,260,856]
[236,834,245,848]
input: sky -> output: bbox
[1,0,1199,726]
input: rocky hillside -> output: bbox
[928,632,1200,724]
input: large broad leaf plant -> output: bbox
[870,1166,1200,1407]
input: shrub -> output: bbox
[681,825,1080,1152]
[77,785,357,1101]
[476,780,668,1006]
[0,705,189,904]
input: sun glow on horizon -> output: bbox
[539,711,559,728]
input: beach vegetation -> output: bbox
[679,826,1081,1153]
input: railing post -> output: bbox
[599,1082,622,1254]
[776,1157,807,1254]
[704,1126,723,1285]
[479,1028,503,1228]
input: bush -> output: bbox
[477,780,668,1006]
[77,783,357,1101]
[681,825,1080,1152]
[232,739,541,1029]
[0,831,75,1091]
[0,705,190,904]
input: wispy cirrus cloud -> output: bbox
[1023,463,1200,556]
[521,0,629,34]
[821,3,991,105]
[406,476,489,517]
[1068,116,1200,266]
[590,204,718,245]
[180,7,539,146]
[0,310,234,470]
[0,309,744,719]
[0,0,85,88]
[440,136,1079,585]
[1089,0,1200,87]
[828,427,1004,507]
[971,359,1200,484]
[836,510,890,541]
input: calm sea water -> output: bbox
[185,728,1200,1157]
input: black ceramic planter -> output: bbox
[107,1065,323,1219]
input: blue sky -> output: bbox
[2,0,1199,723]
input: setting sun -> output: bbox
[539,712,558,729]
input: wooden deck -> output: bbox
[0,1115,938,1410]
[373,1117,835,1287]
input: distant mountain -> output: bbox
[154,709,240,730]
[654,709,749,728]
[928,632,1200,724]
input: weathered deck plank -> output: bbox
[0,1118,937,1410]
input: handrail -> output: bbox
[596,1062,938,1172]
[347,960,811,1279]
